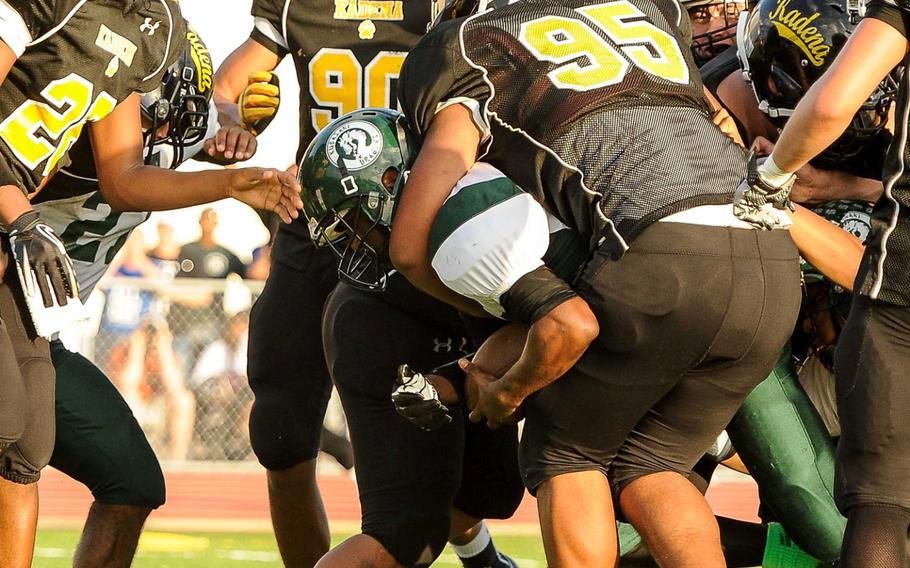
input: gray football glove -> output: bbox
[392,364,453,432]
[6,210,78,307]
[733,153,796,230]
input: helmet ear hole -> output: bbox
[381,168,399,193]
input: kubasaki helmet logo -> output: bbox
[326,121,384,171]
[841,210,871,241]
[769,0,831,66]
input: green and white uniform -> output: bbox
[428,162,586,318]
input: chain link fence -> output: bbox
[60,274,349,465]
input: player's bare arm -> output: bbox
[771,19,907,174]
[788,204,864,291]
[90,94,302,223]
[389,104,484,316]
[211,38,280,158]
[465,297,599,428]
[0,40,31,224]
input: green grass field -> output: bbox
[34,529,548,567]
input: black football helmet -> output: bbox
[140,25,213,167]
[737,0,895,165]
[682,0,749,66]
[429,0,514,28]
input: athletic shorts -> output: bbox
[49,340,165,508]
[323,277,524,567]
[246,235,338,470]
[835,294,910,513]
[519,222,801,494]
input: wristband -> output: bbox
[758,155,795,187]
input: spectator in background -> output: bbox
[190,311,254,460]
[97,232,166,374]
[246,243,271,281]
[168,208,248,377]
[112,319,196,462]
[178,208,246,279]
[147,221,182,277]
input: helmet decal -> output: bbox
[327,121,385,171]
[768,0,830,67]
[840,210,872,241]
[186,29,213,94]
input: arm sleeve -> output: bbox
[500,266,578,324]
[866,1,910,34]
[249,0,289,57]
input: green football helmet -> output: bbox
[298,108,417,291]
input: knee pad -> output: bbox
[249,393,324,470]
[0,439,49,484]
[365,513,451,568]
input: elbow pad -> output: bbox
[500,266,577,324]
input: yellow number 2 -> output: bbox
[0,73,117,177]
[519,0,689,92]
[309,49,407,132]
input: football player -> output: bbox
[31,28,264,568]
[0,3,299,565]
[701,0,892,204]
[683,0,748,65]
[304,13,803,554]
[321,277,525,568]
[691,0,891,562]
[735,0,910,563]
[211,1,435,564]
[380,0,803,564]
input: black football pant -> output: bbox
[323,278,524,568]
[247,244,338,470]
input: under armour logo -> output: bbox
[140,18,161,35]
[432,337,453,353]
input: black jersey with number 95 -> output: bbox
[0,0,184,197]
[399,0,747,254]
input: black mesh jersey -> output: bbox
[0,0,184,197]
[856,1,910,305]
[249,0,432,266]
[399,0,747,254]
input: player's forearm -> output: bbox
[215,98,241,129]
[771,81,860,174]
[794,167,883,204]
[99,165,232,212]
[499,298,598,400]
[0,186,33,224]
[789,204,864,291]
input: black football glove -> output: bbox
[392,364,453,432]
[6,210,78,307]
[733,153,796,230]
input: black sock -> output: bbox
[841,504,910,568]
